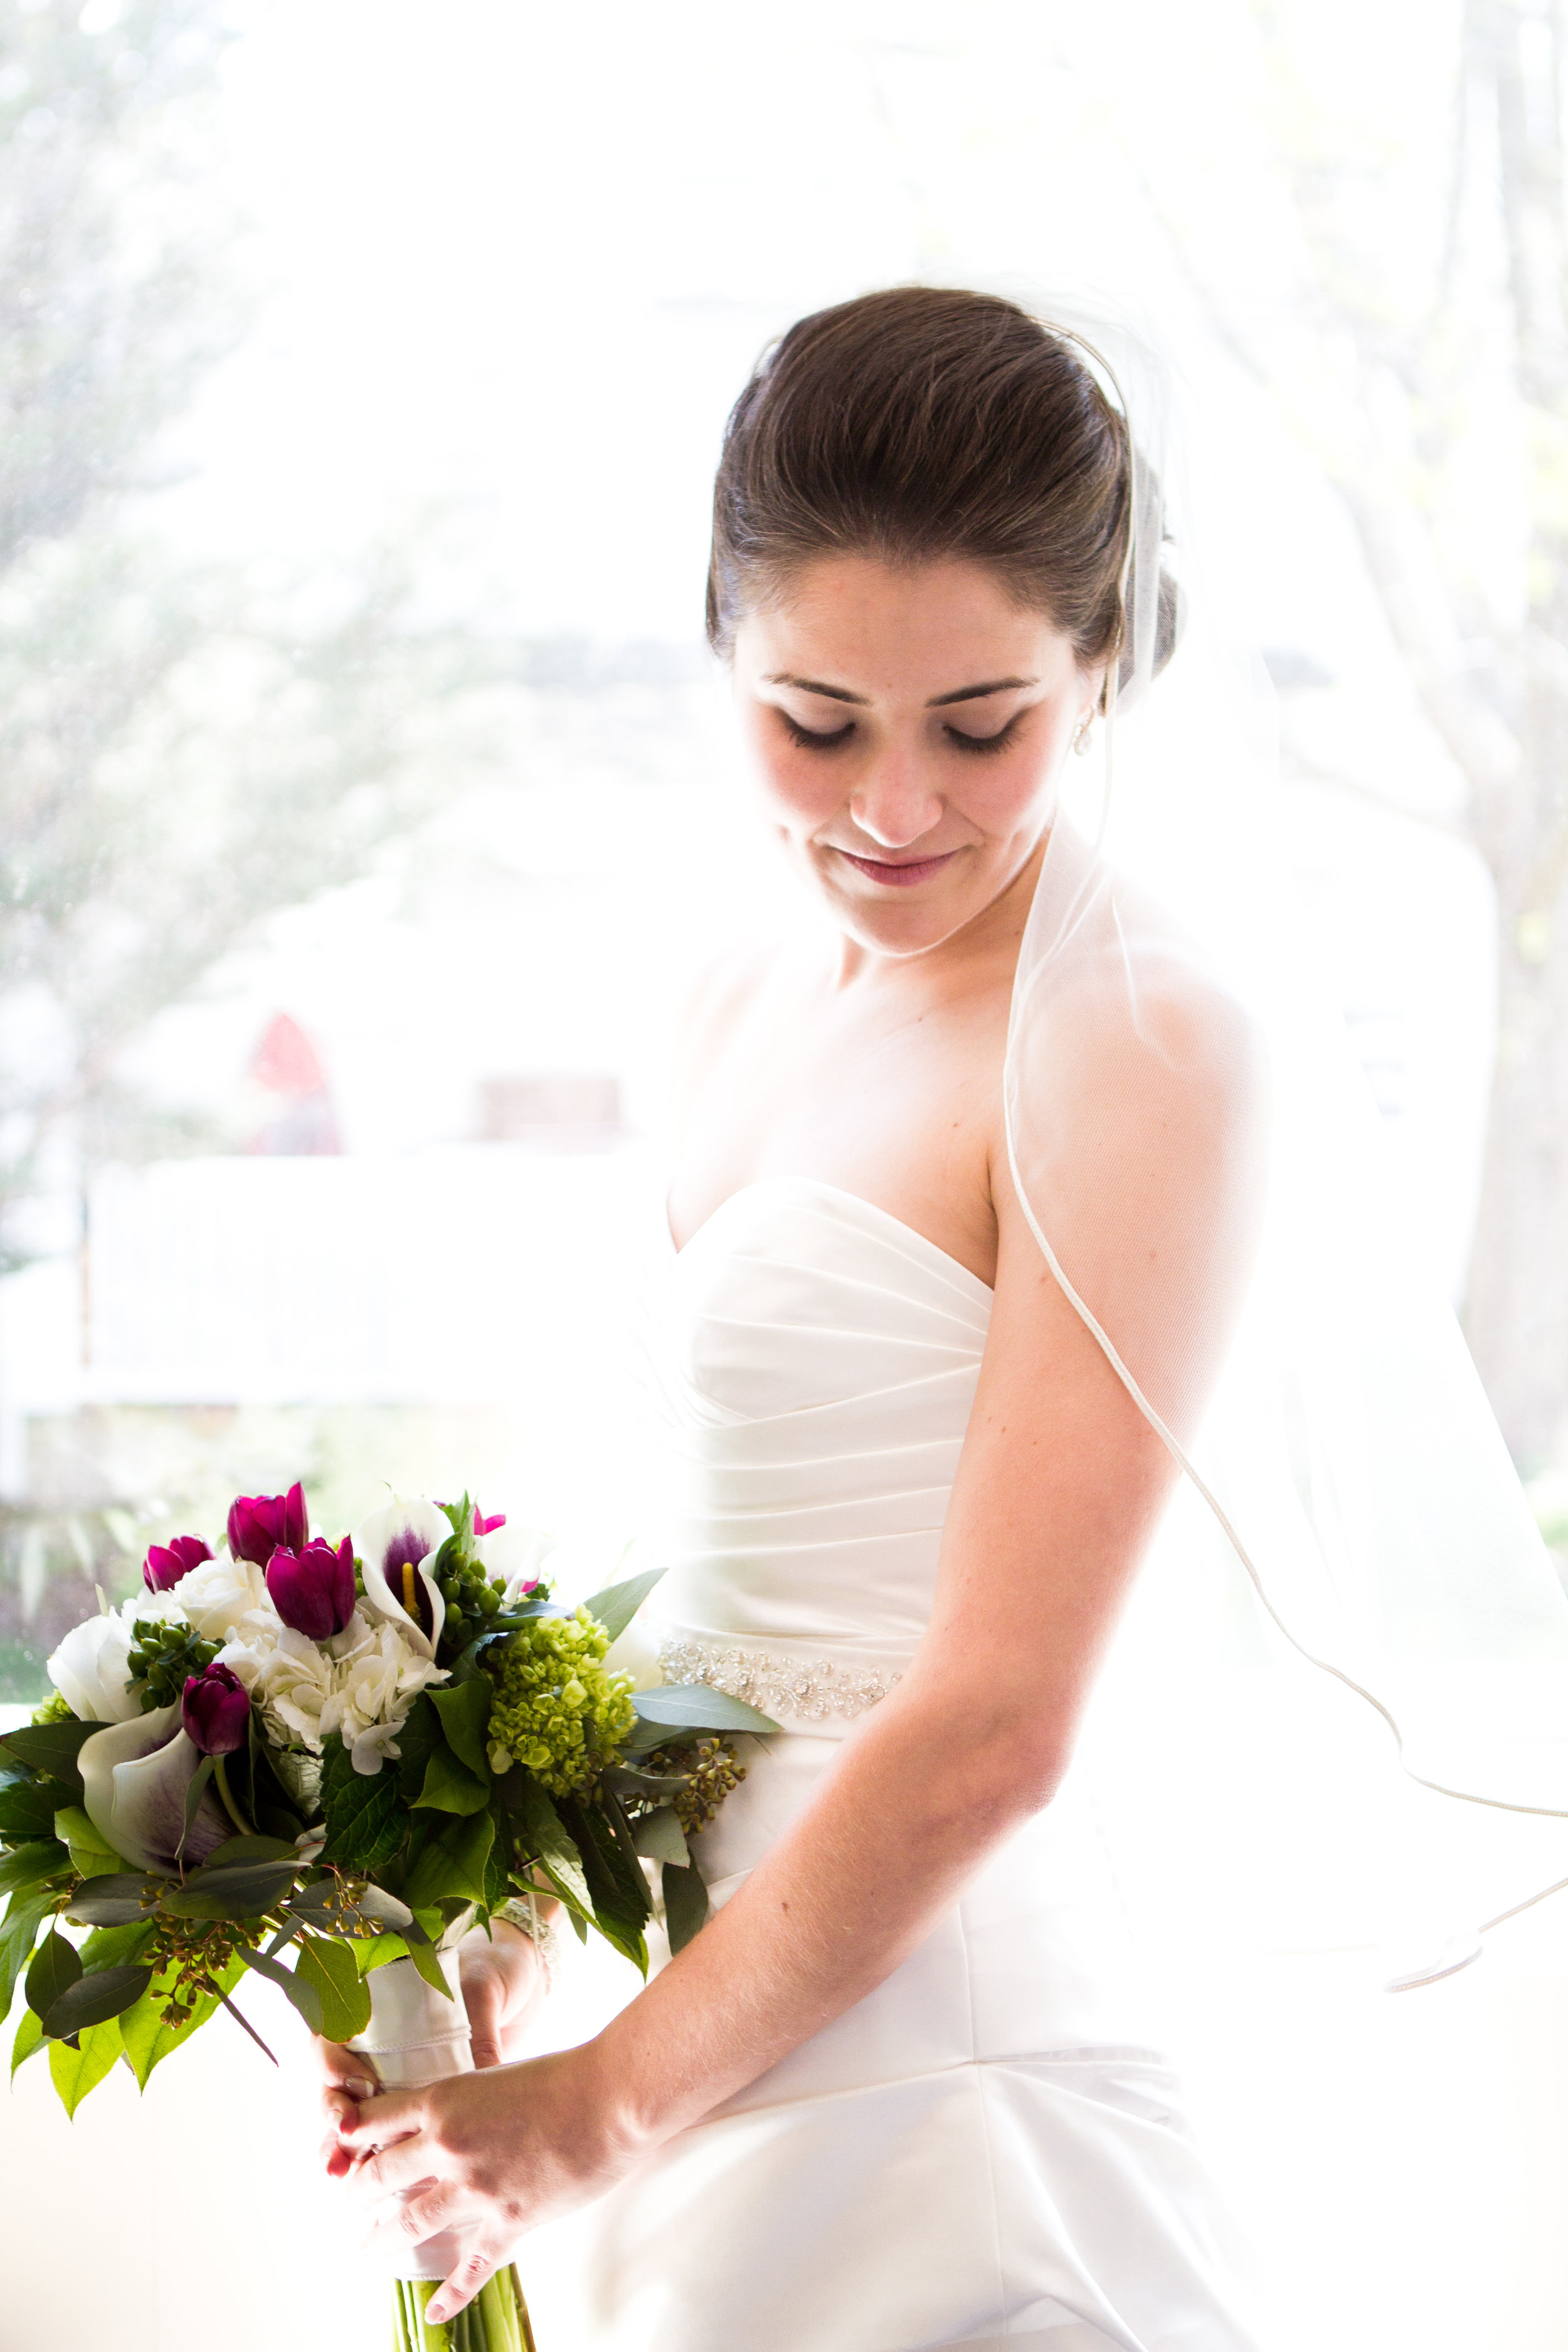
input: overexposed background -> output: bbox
[1,3,1564,2347]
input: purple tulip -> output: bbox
[227,1481,307,1567]
[181,1662,251,1756]
[266,1535,356,1640]
[143,1534,215,1593]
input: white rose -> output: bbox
[47,1608,140,1722]
[175,1554,281,1646]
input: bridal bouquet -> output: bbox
[0,1482,775,2351]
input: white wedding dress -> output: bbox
[524,1176,1266,2352]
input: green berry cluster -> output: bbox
[127,1617,221,1712]
[482,1609,635,1798]
[433,1550,546,1663]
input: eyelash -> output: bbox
[778,712,1024,756]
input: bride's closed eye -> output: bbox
[780,712,856,751]
[942,711,1025,756]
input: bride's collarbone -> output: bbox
[672,975,1007,1282]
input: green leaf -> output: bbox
[0,1777,67,1841]
[116,1952,240,2090]
[48,2015,124,2116]
[429,1677,492,1779]
[321,1735,403,1878]
[402,1808,494,1912]
[632,1685,780,1736]
[353,1932,408,1976]
[160,1860,299,1920]
[53,1805,122,1880]
[579,1565,667,1646]
[0,1888,58,2026]
[9,2006,43,2075]
[62,1873,161,1929]
[497,1774,592,1916]
[662,1859,710,1955]
[0,1721,93,1802]
[236,1941,324,2035]
[414,1744,490,1816]
[43,1963,152,2039]
[25,1929,82,2021]
[78,1920,155,1973]
[294,1934,373,2042]
[0,1841,67,1902]
[403,1928,454,2002]
[393,1695,443,1805]
[559,1796,650,1971]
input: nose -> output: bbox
[848,750,944,849]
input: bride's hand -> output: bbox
[314,1920,548,2181]
[333,2041,636,2324]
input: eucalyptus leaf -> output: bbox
[24,1929,82,2021]
[63,1873,161,1929]
[578,1565,667,1646]
[662,1860,710,1956]
[236,1941,324,2035]
[403,1931,454,2001]
[631,1807,691,1867]
[161,1859,299,1920]
[632,1685,780,1735]
[42,1963,152,2039]
[204,1835,298,1868]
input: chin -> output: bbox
[824,879,987,957]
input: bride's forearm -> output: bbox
[583,1668,1063,2154]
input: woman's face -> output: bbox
[733,554,1100,958]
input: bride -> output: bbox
[320,286,1273,2350]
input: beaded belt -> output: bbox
[657,1634,901,1723]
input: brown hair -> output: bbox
[707,285,1174,687]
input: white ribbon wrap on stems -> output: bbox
[347,1947,473,2284]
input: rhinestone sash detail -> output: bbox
[657,1634,900,1723]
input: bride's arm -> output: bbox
[333,1155,1207,2318]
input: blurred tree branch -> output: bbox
[0,0,502,1269]
[1157,0,1568,1468]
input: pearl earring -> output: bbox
[1073,716,1093,757]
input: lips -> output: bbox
[834,849,957,887]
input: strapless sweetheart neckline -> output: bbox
[665,1171,995,1297]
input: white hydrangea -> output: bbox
[171,1554,281,1648]
[245,1608,447,1776]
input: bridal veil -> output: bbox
[1003,306,1568,1989]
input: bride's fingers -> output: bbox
[336,2082,425,2153]
[428,2245,506,2328]
[342,2129,439,2203]
[360,2179,481,2259]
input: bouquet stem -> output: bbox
[392,2270,536,2352]
[353,1950,539,2352]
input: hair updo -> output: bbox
[706,285,1179,692]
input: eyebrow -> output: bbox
[764,672,1037,707]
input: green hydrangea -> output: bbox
[31,1688,73,1725]
[483,1607,635,1798]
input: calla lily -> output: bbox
[47,1608,140,1724]
[352,1495,450,1663]
[79,1703,232,1877]
[477,1519,556,1601]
